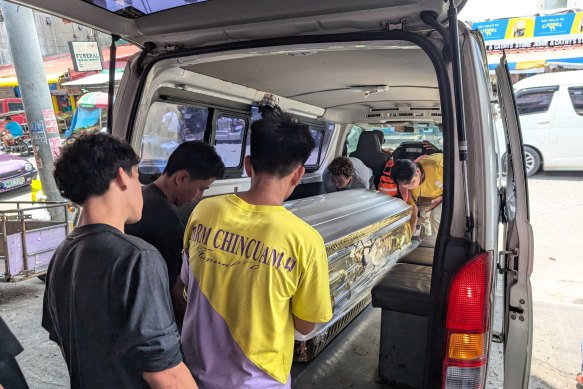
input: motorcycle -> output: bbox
[1,130,32,156]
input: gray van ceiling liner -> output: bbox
[11,0,466,47]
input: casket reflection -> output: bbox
[285,189,413,362]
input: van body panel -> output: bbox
[513,70,583,173]
[496,59,534,389]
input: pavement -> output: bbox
[0,171,582,388]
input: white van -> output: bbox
[16,1,534,388]
[507,70,583,176]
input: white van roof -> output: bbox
[513,70,583,91]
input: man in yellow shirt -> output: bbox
[390,153,443,246]
[180,109,333,388]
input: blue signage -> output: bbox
[473,20,510,41]
[534,13,576,36]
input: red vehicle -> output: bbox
[0,98,27,127]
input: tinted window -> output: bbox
[214,114,246,168]
[7,102,23,112]
[140,102,208,175]
[515,90,555,115]
[568,87,583,116]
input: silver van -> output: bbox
[16,0,534,388]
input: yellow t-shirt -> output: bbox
[182,194,332,385]
[411,153,444,201]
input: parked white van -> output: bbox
[508,70,583,176]
[15,1,534,388]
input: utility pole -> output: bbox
[2,1,63,205]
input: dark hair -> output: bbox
[54,133,139,204]
[390,159,417,184]
[328,156,355,178]
[250,111,315,177]
[164,141,225,180]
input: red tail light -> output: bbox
[443,251,493,388]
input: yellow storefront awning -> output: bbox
[0,72,65,87]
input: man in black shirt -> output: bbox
[125,141,224,314]
[42,133,197,388]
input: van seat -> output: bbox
[371,263,432,317]
[397,246,434,267]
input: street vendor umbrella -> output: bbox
[76,92,109,109]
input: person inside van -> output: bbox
[42,133,197,389]
[391,153,443,244]
[322,156,374,192]
[180,109,333,388]
[126,140,225,323]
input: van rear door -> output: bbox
[495,57,534,389]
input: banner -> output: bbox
[473,12,583,53]
[474,12,583,41]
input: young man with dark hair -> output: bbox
[42,133,197,389]
[322,156,374,192]
[126,141,225,291]
[390,153,443,244]
[180,111,333,388]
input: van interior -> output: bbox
[131,39,447,387]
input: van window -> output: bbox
[139,102,208,174]
[515,89,555,115]
[214,114,246,168]
[568,87,583,116]
[370,124,443,151]
[7,102,23,112]
[306,125,333,167]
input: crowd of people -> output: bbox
[38,108,332,389]
[1,108,444,388]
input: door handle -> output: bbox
[536,121,551,125]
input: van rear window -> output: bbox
[81,0,208,18]
[568,87,583,116]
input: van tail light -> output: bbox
[443,251,493,389]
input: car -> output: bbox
[15,1,533,388]
[497,70,583,176]
[0,152,37,193]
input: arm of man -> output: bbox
[171,279,187,328]
[293,316,316,335]
[114,249,193,387]
[143,362,198,388]
[291,234,333,334]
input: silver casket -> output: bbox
[285,189,414,362]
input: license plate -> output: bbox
[3,176,25,189]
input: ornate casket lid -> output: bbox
[285,189,411,247]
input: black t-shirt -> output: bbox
[126,184,184,287]
[42,224,182,389]
[0,316,23,362]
